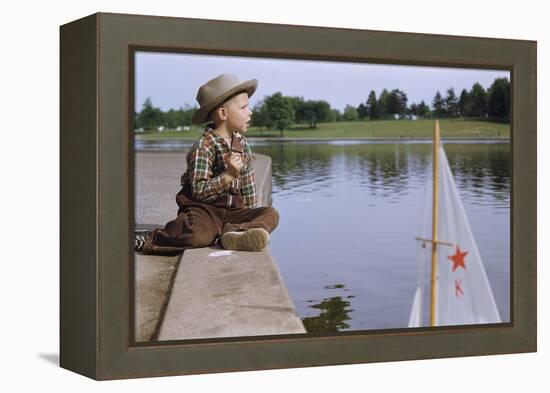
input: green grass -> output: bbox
[135,119,510,140]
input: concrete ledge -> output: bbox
[158,246,306,341]
[135,151,304,341]
[134,253,180,341]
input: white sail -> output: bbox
[434,145,501,325]
[409,144,501,327]
[408,286,423,327]
[408,173,433,328]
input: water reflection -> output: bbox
[303,284,354,332]
[253,142,511,208]
[445,144,511,208]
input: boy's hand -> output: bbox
[226,153,244,178]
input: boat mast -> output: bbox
[430,120,440,326]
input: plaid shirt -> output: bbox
[181,127,257,209]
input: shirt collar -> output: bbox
[204,127,245,153]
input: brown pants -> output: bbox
[142,189,279,255]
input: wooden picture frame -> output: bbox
[60,12,536,380]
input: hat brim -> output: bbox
[192,79,258,125]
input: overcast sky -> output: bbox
[135,51,509,112]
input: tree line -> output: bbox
[134,98,197,131]
[135,77,509,133]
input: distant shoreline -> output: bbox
[136,135,511,143]
[244,137,510,142]
[135,119,510,141]
[137,136,510,142]
[135,137,510,153]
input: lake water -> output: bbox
[136,138,511,332]
[252,140,511,332]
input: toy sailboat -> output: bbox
[408,121,501,327]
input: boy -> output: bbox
[135,74,279,254]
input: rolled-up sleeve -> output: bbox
[188,147,231,202]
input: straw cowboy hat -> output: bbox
[192,74,258,124]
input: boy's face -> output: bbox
[222,92,253,133]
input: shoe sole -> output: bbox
[220,228,269,251]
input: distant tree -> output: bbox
[310,100,332,127]
[386,90,400,117]
[387,89,408,118]
[288,96,307,123]
[295,100,317,128]
[366,90,379,120]
[181,104,196,126]
[287,96,303,110]
[399,90,409,117]
[432,91,445,118]
[290,97,331,128]
[469,83,488,118]
[445,88,459,118]
[136,98,163,130]
[251,100,270,128]
[459,89,470,117]
[377,89,391,119]
[163,109,179,129]
[343,105,359,121]
[331,109,343,122]
[167,108,194,129]
[263,92,295,136]
[417,100,430,117]
[487,77,510,120]
[357,103,369,120]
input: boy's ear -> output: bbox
[217,105,228,121]
[212,105,227,121]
